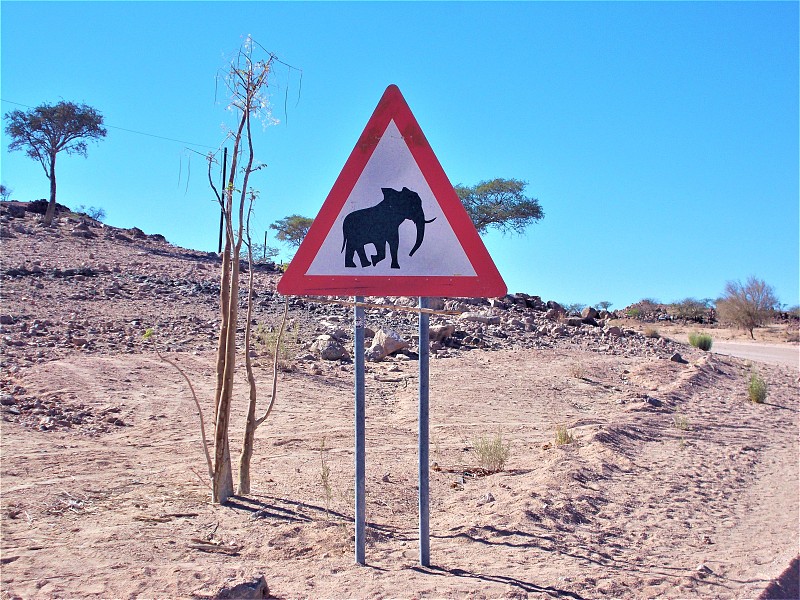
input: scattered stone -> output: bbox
[372,329,409,355]
[429,324,456,343]
[310,335,349,361]
[365,344,387,362]
[581,306,599,319]
[695,563,713,578]
[215,575,269,599]
[670,353,688,364]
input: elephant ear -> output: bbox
[381,187,396,199]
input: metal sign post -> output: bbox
[418,297,431,566]
[354,296,366,565]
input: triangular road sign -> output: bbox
[277,85,507,298]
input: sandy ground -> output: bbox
[1,214,799,599]
[2,345,798,598]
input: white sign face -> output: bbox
[305,120,477,278]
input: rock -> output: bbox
[0,394,15,406]
[545,308,562,321]
[546,300,564,312]
[695,564,713,578]
[605,326,623,337]
[215,575,269,599]
[670,352,688,364]
[564,317,583,327]
[310,335,349,361]
[508,318,525,330]
[0,315,13,325]
[459,312,500,325]
[372,329,409,355]
[429,324,456,342]
[581,307,599,319]
[365,344,387,362]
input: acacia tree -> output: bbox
[454,178,543,236]
[270,214,313,250]
[4,102,106,226]
[716,277,778,339]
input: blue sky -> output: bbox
[2,1,798,309]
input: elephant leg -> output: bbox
[387,231,400,269]
[355,246,370,268]
[371,242,386,266]
[344,239,357,268]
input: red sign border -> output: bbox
[277,85,507,298]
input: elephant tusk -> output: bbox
[424,217,437,224]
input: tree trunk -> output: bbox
[213,252,239,504]
[44,154,57,227]
[238,250,258,495]
[213,234,232,425]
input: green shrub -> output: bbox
[748,373,767,403]
[688,332,713,351]
[472,431,511,473]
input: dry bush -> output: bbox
[716,277,778,339]
[644,327,660,339]
[472,431,511,473]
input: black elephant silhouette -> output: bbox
[341,187,436,269]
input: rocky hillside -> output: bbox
[1,202,689,369]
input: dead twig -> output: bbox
[143,330,214,482]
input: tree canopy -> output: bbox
[270,214,314,249]
[454,178,543,236]
[4,101,106,225]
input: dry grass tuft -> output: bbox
[472,431,511,473]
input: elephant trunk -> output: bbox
[409,215,436,257]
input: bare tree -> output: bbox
[716,277,779,339]
[206,38,274,504]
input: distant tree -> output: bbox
[270,214,313,249]
[454,178,543,235]
[565,303,586,316]
[74,204,106,222]
[671,297,711,323]
[716,277,779,339]
[597,300,613,312]
[4,101,106,226]
[0,184,11,201]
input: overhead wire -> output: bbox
[1,98,219,150]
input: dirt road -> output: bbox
[712,342,799,369]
